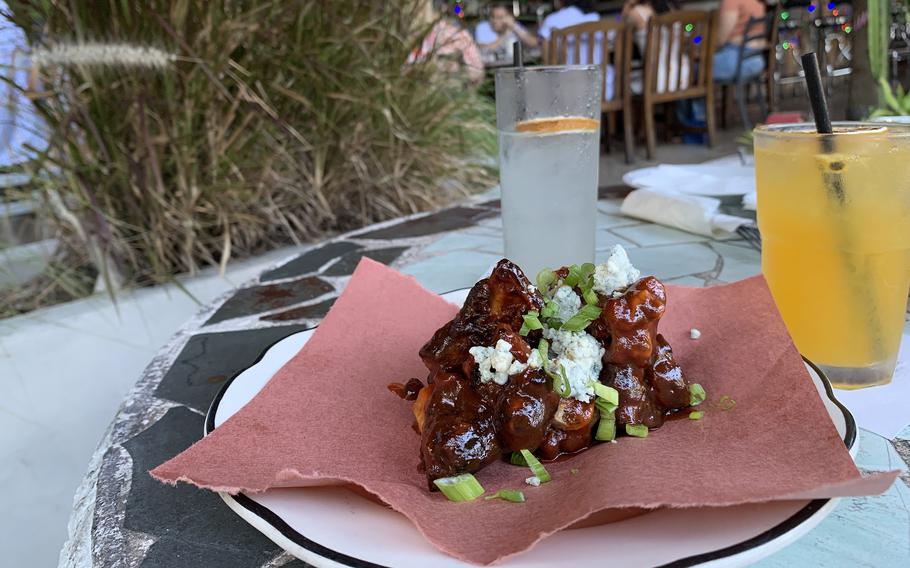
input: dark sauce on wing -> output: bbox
[387,377,425,400]
[392,260,698,489]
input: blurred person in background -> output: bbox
[622,0,680,53]
[713,0,766,81]
[676,0,764,135]
[622,0,683,95]
[537,0,600,53]
[409,0,484,85]
[538,0,600,59]
[475,3,539,64]
[0,8,45,168]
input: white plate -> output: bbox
[205,289,857,568]
[622,155,755,198]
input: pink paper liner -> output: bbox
[152,258,897,565]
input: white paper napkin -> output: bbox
[620,188,752,239]
[622,155,756,198]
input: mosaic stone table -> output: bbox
[61,190,910,568]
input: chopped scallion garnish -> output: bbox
[595,396,618,415]
[537,339,550,371]
[564,263,595,288]
[540,300,559,319]
[519,449,551,483]
[625,424,649,438]
[689,411,704,420]
[536,269,558,297]
[717,395,736,411]
[519,310,543,336]
[510,451,528,466]
[560,304,602,332]
[433,473,485,502]
[594,383,619,441]
[595,416,616,441]
[689,383,706,406]
[583,287,599,306]
[550,364,572,397]
[485,490,526,503]
[593,383,619,407]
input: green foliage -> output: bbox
[736,129,754,151]
[867,0,891,83]
[2,0,496,312]
[870,79,910,117]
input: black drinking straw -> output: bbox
[513,41,523,68]
[800,52,883,363]
[802,53,832,134]
[514,41,526,122]
[801,52,844,201]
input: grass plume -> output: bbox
[31,42,176,69]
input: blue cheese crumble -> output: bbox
[593,244,640,296]
[551,285,582,322]
[470,338,541,385]
[543,328,605,402]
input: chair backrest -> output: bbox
[734,7,779,80]
[546,20,634,110]
[742,13,769,46]
[766,5,781,89]
[768,5,780,49]
[643,10,718,102]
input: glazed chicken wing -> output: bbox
[599,276,694,429]
[391,252,700,490]
[419,259,543,376]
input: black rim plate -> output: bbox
[204,301,857,568]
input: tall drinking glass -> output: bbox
[495,65,602,279]
[754,123,910,389]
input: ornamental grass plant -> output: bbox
[1,0,496,315]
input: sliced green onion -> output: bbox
[563,266,580,287]
[540,300,559,319]
[595,396,618,415]
[433,473,485,502]
[519,310,543,336]
[549,363,572,397]
[593,383,619,407]
[536,269,558,297]
[537,339,550,372]
[625,424,649,438]
[595,417,616,441]
[519,449,551,483]
[717,395,736,411]
[582,287,599,306]
[689,411,704,420]
[561,304,602,332]
[689,383,706,406]
[564,263,595,288]
[485,489,526,503]
[510,451,528,466]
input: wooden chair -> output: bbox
[545,20,636,163]
[765,5,780,114]
[718,5,781,129]
[641,10,718,159]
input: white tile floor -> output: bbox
[0,246,299,568]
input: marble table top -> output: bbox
[61,191,910,568]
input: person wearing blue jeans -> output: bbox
[714,42,765,82]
